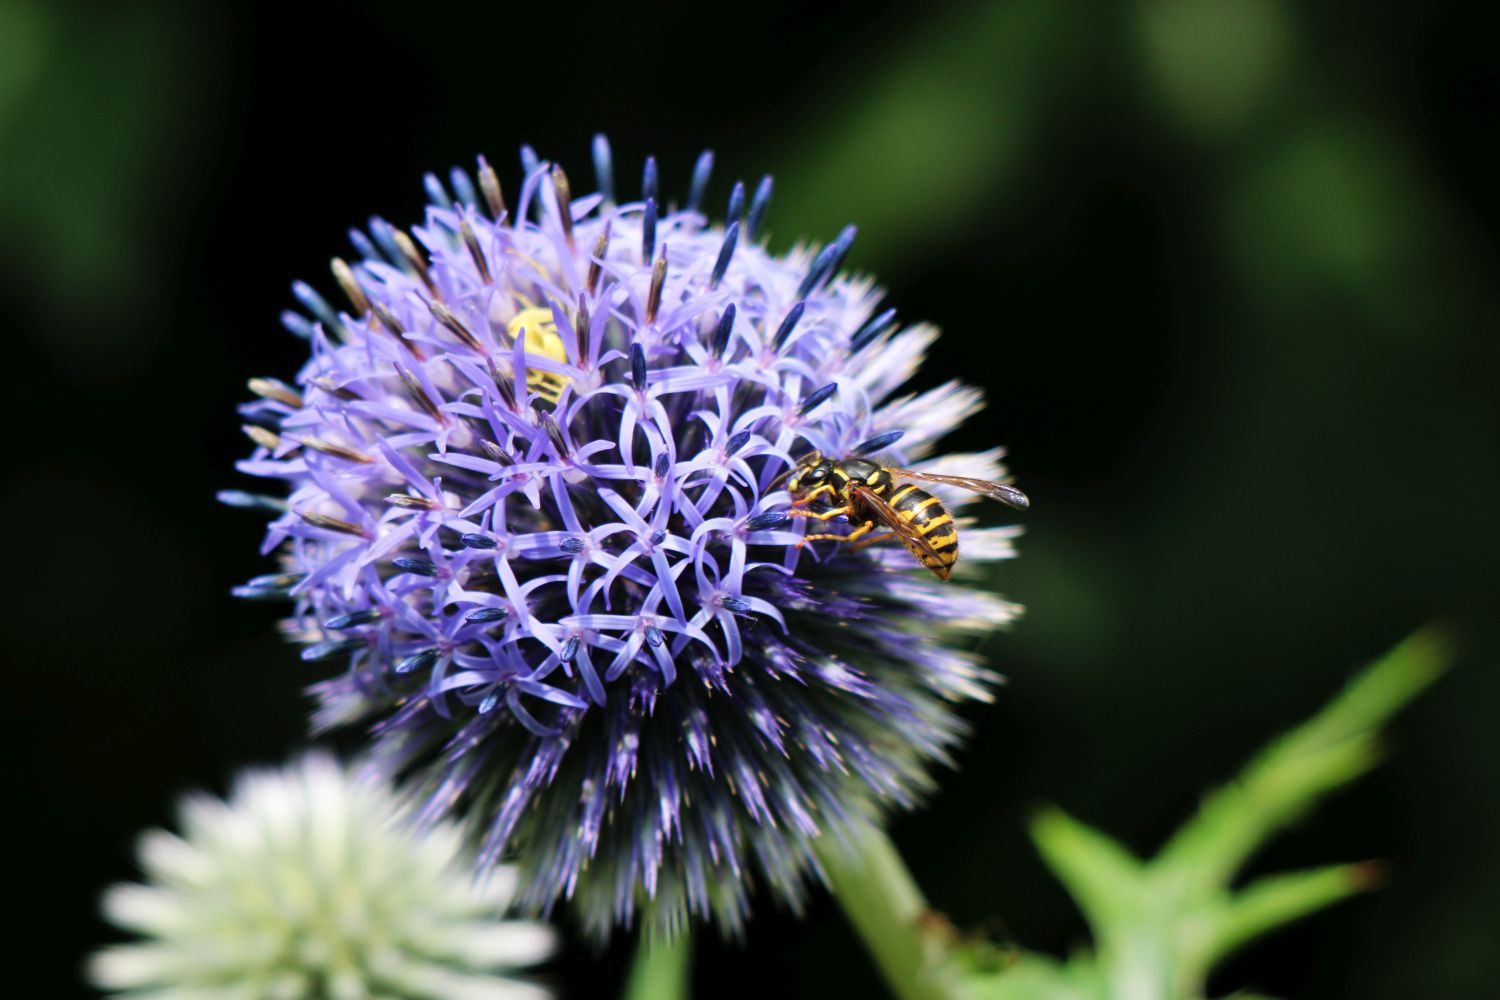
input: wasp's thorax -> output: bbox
[787,455,886,496]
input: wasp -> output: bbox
[506,306,572,406]
[783,449,1029,581]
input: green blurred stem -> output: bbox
[818,823,970,1000]
[1158,625,1452,893]
[622,927,692,1000]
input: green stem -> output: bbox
[817,822,971,1000]
[621,927,692,1000]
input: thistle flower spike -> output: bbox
[726,179,746,226]
[642,196,658,262]
[688,148,714,214]
[747,173,774,239]
[710,221,739,290]
[642,154,658,203]
[592,132,615,203]
[231,138,1024,939]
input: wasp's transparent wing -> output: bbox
[887,468,1030,510]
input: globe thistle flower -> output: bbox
[88,754,554,999]
[227,138,1023,938]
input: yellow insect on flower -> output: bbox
[506,306,572,406]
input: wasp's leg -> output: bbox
[797,519,877,549]
[789,484,838,507]
[787,504,851,522]
[849,530,897,552]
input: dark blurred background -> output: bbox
[2,1,1496,996]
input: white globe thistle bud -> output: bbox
[89,754,554,999]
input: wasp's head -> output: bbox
[787,453,837,495]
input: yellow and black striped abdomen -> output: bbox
[887,483,959,581]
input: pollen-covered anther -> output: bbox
[477,154,506,220]
[480,439,515,465]
[247,377,303,408]
[574,297,592,362]
[394,364,449,424]
[459,218,493,284]
[646,248,667,324]
[428,300,483,352]
[586,224,610,296]
[295,436,374,464]
[541,412,570,456]
[242,424,283,451]
[385,493,440,510]
[552,165,575,250]
[369,302,425,360]
[330,257,369,315]
[310,376,360,401]
[298,510,367,538]
[392,229,437,296]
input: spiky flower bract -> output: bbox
[228,137,1022,938]
[88,754,554,999]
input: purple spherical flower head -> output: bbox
[228,137,1023,939]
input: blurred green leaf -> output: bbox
[949,626,1453,1000]
[1159,625,1451,890]
[1135,0,1295,138]
[1203,862,1377,969]
[1029,809,1145,931]
[770,0,1089,265]
[0,0,52,135]
[0,2,209,377]
[1222,116,1447,335]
